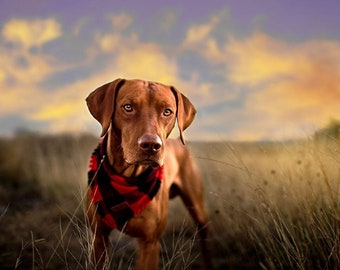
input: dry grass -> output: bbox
[0,131,339,269]
[194,137,340,269]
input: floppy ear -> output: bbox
[171,87,197,144]
[86,78,125,137]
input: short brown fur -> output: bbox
[86,79,212,270]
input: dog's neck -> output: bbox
[105,131,150,178]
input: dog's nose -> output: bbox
[138,134,162,154]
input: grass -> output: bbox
[191,136,340,269]
[0,131,340,269]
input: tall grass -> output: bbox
[247,138,340,269]
[0,131,339,269]
[0,132,201,269]
[195,137,340,269]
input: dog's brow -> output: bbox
[147,82,157,93]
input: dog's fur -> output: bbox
[86,79,211,270]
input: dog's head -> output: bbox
[86,78,196,167]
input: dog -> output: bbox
[86,78,211,270]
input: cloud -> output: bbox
[26,81,94,133]
[226,33,297,85]
[0,47,59,85]
[92,14,180,85]
[0,12,222,137]
[0,25,67,117]
[0,17,64,118]
[182,11,227,63]
[30,103,80,121]
[91,14,340,140]
[0,47,58,116]
[109,13,133,30]
[180,16,340,140]
[224,33,340,139]
[1,11,339,141]
[0,13,183,136]
[17,17,180,134]
[112,45,178,84]
[2,18,61,48]
[184,16,219,44]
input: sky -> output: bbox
[1,0,340,141]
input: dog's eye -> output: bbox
[123,104,133,112]
[163,108,173,117]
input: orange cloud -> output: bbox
[226,33,298,85]
[226,33,340,138]
[113,45,178,84]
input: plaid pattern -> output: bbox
[88,135,164,229]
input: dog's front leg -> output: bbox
[87,197,111,269]
[91,229,110,270]
[135,239,160,270]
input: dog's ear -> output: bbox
[171,87,197,144]
[86,78,125,137]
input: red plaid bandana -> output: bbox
[88,135,164,229]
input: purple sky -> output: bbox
[1,0,340,140]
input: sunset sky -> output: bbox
[1,0,340,141]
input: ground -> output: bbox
[0,133,339,269]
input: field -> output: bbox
[0,132,339,269]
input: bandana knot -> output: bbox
[88,136,164,229]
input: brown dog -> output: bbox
[86,79,211,270]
